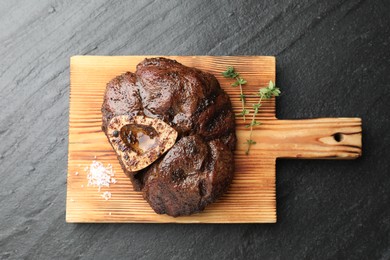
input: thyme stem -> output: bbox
[236,76,247,122]
[245,95,263,155]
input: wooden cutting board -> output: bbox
[67,56,362,223]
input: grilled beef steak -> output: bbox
[102,57,236,217]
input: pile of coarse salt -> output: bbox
[85,160,116,200]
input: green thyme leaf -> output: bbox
[268,80,274,89]
[250,120,261,127]
[237,109,249,118]
[231,81,240,87]
[245,139,256,145]
[222,66,239,78]
[237,77,247,85]
[253,103,261,113]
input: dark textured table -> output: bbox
[1,1,389,259]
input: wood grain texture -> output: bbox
[67,56,362,223]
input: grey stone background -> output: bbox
[0,0,389,259]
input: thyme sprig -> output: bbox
[223,66,281,155]
[222,67,248,121]
[245,80,280,155]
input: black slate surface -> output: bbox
[0,0,389,259]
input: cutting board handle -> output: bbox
[237,118,362,159]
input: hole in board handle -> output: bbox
[333,133,344,142]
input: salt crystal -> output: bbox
[81,184,84,188]
[109,212,112,215]
[75,172,79,176]
[111,178,117,184]
[101,191,112,200]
